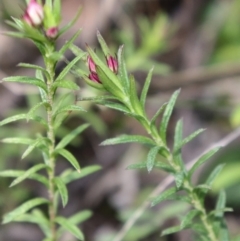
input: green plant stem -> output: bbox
[46,48,57,241]
[129,104,217,241]
[183,180,218,241]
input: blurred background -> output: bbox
[1,0,240,240]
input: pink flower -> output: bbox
[107,56,118,74]
[46,27,58,39]
[23,0,44,26]
[87,56,97,73]
[89,72,101,83]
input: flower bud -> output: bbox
[45,27,58,39]
[23,0,44,26]
[89,72,101,83]
[87,56,97,73]
[107,56,118,74]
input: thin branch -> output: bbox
[112,127,240,241]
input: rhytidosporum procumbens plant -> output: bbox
[77,33,232,241]
[0,1,101,240]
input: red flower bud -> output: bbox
[89,72,101,83]
[87,56,97,73]
[107,56,118,74]
[23,0,44,26]
[46,27,59,39]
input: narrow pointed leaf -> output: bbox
[51,80,79,91]
[54,177,68,207]
[57,149,80,172]
[173,119,184,168]
[147,146,161,172]
[3,198,49,224]
[55,216,84,240]
[27,101,48,121]
[1,137,33,145]
[0,114,27,126]
[56,53,85,82]
[159,89,180,143]
[18,63,49,77]
[0,170,48,186]
[22,139,41,159]
[129,75,142,114]
[181,210,200,228]
[62,165,101,184]
[53,105,86,118]
[69,44,85,57]
[174,129,205,153]
[161,225,183,236]
[68,210,92,224]
[100,134,155,146]
[58,8,82,36]
[97,31,111,56]
[117,45,130,93]
[206,164,225,187]
[151,187,177,206]
[36,69,47,102]
[96,65,123,99]
[3,76,47,92]
[56,124,89,149]
[140,67,154,108]
[150,102,167,126]
[189,147,220,178]
[174,171,185,189]
[10,164,48,187]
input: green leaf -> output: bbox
[58,8,82,36]
[100,134,155,146]
[10,164,48,187]
[140,67,153,108]
[55,216,84,240]
[189,147,220,179]
[53,0,61,23]
[62,165,101,184]
[215,190,226,218]
[55,53,85,82]
[174,171,185,189]
[147,146,161,172]
[68,210,92,224]
[57,149,81,172]
[2,198,49,224]
[15,210,50,237]
[69,44,85,57]
[0,170,48,186]
[98,101,130,113]
[129,75,142,114]
[161,225,183,236]
[117,45,130,93]
[0,114,27,126]
[174,129,205,153]
[181,210,200,228]
[150,102,167,127]
[18,63,49,78]
[22,139,41,159]
[127,161,175,173]
[51,80,79,91]
[27,101,48,121]
[97,31,111,56]
[151,187,177,206]
[173,119,184,168]
[56,124,89,149]
[1,137,33,145]
[205,164,225,187]
[53,105,86,118]
[159,89,180,144]
[96,65,124,99]
[36,69,47,102]
[54,177,68,207]
[2,76,47,92]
